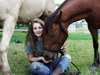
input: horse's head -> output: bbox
[43,11,68,60]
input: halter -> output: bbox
[43,20,68,57]
[43,20,81,75]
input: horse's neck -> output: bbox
[61,0,94,25]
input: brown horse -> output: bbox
[43,0,100,71]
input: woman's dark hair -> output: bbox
[25,19,44,56]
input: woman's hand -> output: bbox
[61,45,67,53]
[41,57,52,63]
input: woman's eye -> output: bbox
[33,28,37,30]
[38,27,42,29]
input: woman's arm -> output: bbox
[27,53,43,62]
[27,53,52,63]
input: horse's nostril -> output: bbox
[44,54,50,60]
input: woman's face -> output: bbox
[33,23,43,37]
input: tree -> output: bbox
[56,4,61,9]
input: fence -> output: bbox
[68,20,90,34]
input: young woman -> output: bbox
[25,19,73,75]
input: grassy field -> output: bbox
[0,31,100,75]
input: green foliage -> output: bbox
[15,24,29,29]
[56,4,60,7]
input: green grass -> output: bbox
[8,43,31,75]
[0,31,27,43]
[11,31,27,43]
[0,32,100,75]
[64,40,100,75]
[68,33,92,40]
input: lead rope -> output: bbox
[60,46,81,75]
[71,62,81,75]
[58,21,81,75]
[60,52,81,75]
[56,29,81,75]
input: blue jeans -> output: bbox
[30,54,71,75]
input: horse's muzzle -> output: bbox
[44,54,55,60]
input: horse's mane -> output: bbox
[44,0,68,34]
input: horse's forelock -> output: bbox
[44,13,56,34]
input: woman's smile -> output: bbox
[33,23,43,37]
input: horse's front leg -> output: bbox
[0,55,3,69]
[0,16,16,75]
[88,25,99,71]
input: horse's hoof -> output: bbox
[90,66,97,71]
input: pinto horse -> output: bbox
[43,0,100,71]
[0,0,55,75]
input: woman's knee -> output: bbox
[30,62,38,67]
[30,62,41,70]
[30,62,51,75]
[63,54,71,61]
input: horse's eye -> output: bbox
[50,34,54,37]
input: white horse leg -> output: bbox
[0,55,3,69]
[0,16,16,75]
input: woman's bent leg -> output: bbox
[50,54,71,75]
[30,62,51,75]
[59,54,71,73]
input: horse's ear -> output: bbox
[53,11,62,22]
[48,11,52,17]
